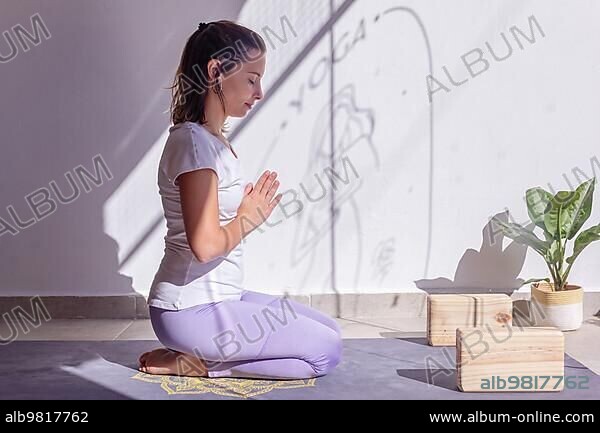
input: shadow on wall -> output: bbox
[232,2,436,320]
[0,1,245,297]
[414,211,529,297]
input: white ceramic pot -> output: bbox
[531,282,583,331]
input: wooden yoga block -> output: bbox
[456,327,565,392]
[427,294,512,346]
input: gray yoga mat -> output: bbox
[1,339,598,400]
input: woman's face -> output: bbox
[220,49,266,118]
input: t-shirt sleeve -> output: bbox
[163,126,223,187]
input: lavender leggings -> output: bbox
[149,290,343,380]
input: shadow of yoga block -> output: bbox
[456,327,565,392]
[427,294,512,346]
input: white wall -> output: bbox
[1,0,599,300]
[0,0,245,297]
[233,0,600,296]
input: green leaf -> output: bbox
[542,230,554,242]
[545,240,561,264]
[566,223,600,265]
[526,187,553,232]
[544,191,579,239]
[565,178,596,239]
[521,277,551,287]
[491,217,549,255]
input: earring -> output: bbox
[213,79,222,95]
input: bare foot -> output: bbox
[138,348,208,377]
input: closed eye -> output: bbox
[248,79,255,85]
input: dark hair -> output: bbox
[168,20,267,133]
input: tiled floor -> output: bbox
[1,316,598,374]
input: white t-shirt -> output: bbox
[148,121,246,310]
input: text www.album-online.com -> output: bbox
[429,412,595,423]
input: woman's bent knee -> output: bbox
[307,331,343,377]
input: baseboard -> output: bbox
[0,292,599,320]
[0,294,147,320]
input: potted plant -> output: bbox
[492,177,600,331]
